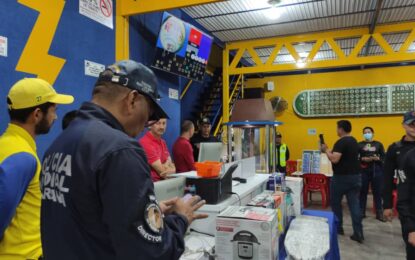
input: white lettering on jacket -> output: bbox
[41,153,72,207]
[137,225,162,243]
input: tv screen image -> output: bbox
[152,12,213,82]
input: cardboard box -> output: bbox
[247,190,275,209]
[274,191,287,232]
[285,176,304,216]
[215,206,279,260]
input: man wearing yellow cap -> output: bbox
[0,78,73,259]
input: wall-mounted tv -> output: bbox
[152,12,213,82]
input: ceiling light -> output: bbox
[296,59,306,68]
[268,0,284,5]
[299,52,308,58]
[264,7,284,20]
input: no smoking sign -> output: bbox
[100,0,112,17]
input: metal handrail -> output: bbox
[180,80,193,100]
[213,74,244,136]
[229,74,242,100]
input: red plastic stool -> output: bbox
[303,173,329,208]
[372,189,398,216]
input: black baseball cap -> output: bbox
[96,60,169,121]
[201,117,211,125]
[403,110,415,125]
[276,132,282,138]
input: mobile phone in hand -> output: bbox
[319,134,325,145]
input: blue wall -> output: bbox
[0,2,216,157]
[0,1,115,158]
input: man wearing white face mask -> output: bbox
[358,126,386,221]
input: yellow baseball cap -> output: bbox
[7,78,74,109]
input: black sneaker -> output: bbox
[350,234,364,243]
[376,213,386,222]
[337,227,345,235]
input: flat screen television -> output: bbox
[152,12,213,82]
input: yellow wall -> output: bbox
[246,66,415,160]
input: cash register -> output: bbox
[186,164,239,204]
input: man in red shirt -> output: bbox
[139,119,175,182]
[173,121,196,173]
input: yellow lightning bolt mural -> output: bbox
[16,0,66,84]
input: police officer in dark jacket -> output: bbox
[383,111,415,260]
[383,111,415,222]
[399,148,415,260]
[40,61,207,260]
[358,126,385,221]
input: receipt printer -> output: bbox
[186,164,238,204]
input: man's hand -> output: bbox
[160,168,176,178]
[173,195,208,225]
[383,208,394,221]
[362,157,373,162]
[159,197,178,214]
[408,232,415,247]
[321,144,328,153]
[372,156,380,161]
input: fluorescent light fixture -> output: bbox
[264,6,284,20]
[299,52,308,58]
[296,58,306,68]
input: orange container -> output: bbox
[194,161,222,178]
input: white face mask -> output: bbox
[363,133,373,141]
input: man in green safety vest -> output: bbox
[274,132,290,173]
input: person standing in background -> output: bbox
[190,117,218,161]
[274,132,290,173]
[173,121,196,173]
[0,78,73,259]
[383,111,415,260]
[358,126,386,221]
[321,120,363,243]
[397,148,415,260]
[140,118,176,182]
[383,111,415,221]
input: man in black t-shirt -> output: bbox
[322,120,363,243]
[358,126,386,221]
[190,117,219,161]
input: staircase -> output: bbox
[191,73,244,138]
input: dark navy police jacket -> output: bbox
[40,102,187,260]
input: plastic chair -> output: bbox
[303,173,329,208]
[373,189,398,216]
[286,160,298,175]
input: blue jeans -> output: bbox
[360,164,383,214]
[331,174,363,236]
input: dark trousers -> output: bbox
[276,165,286,173]
[360,164,383,215]
[331,174,363,236]
[401,220,415,260]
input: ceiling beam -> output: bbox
[363,0,384,58]
[224,22,415,75]
[119,0,224,16]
